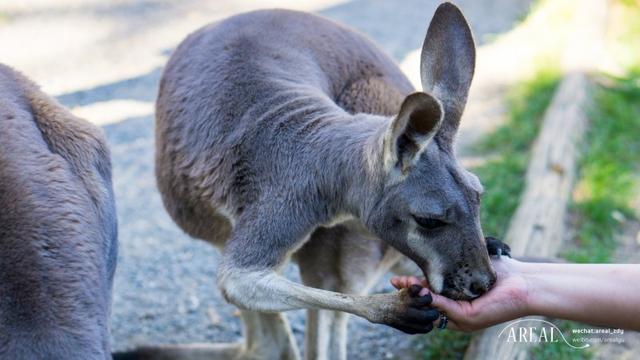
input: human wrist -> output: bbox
[503,258,540,317]
[519,262,558,318]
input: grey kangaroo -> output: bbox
[120,3,507,360]
[0,64,117,359]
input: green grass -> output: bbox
[418,68,560,360]
[530,321,590,360]
[421,331,472,360]
[564,71,640,263]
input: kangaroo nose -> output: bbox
[469,279,489,296]
[468,271,496,297]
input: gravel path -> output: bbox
[0,1,532,358]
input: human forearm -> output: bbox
[413,258,640,332]
[524,263,640,330]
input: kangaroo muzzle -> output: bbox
[441,262,497,300]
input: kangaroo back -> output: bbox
[0,64,117,359]
[155,9,413,246]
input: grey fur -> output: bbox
[151,3,495,359]
[0,64,117,359]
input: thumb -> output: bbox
[430,292,465,318]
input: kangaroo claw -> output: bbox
[485,236,511,258]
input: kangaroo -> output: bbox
[121,3,506,360]
[0,64,117,359]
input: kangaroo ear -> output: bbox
[421,2,475,145]
[386,92,443,174]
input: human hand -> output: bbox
[390,257,531,331]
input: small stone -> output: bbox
[550,162,565,174]
[611,210,625,223]
[140,312,155,320]
[189,294,200,309]
[207,307,221,325]
[178,304,187,314]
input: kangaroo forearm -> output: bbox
[218,267,437,332]
[525,263,640,330]
[218,268,371,317]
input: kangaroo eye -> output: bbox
[413,216,447,230]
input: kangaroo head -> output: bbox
[365,3,495,300]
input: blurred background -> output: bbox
[0,0,638,359]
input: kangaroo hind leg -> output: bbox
[296,225,402,360]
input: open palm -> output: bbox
[391,257,530,331]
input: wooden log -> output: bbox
[505,72,590,257]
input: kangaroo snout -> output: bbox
[468,270,497,297]
[441,263,497,300]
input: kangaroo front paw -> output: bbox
[486,236,511,258]
[371,285,440,334]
